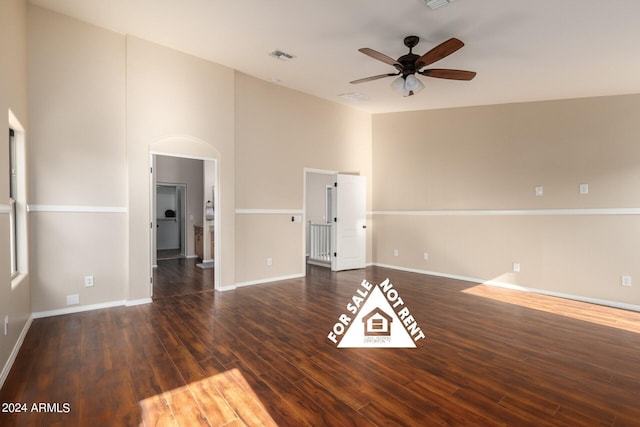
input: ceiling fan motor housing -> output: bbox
[400,36,421,77]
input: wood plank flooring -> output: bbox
[152,258,214,299]
[1,264,640,426]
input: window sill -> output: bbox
[11,272,28,290]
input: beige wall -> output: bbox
[0,0,30,384]
[26,7,236,311]
[126,36,235,295]
[28,7,126,207]
[234,73,372,284]
[28,6,127,313]
[373,95,640,306]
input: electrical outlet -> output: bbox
[267,257,273,266]
[67,294,80,306]
[393,249,399,257]
[535,186,543,196]
[4,315,8,336]
[513,262,521,273]
[621,275,632,287]
[423,252,429,261]
[579,183,589,195]
[84,275,94,287]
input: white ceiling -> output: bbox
[30,0,640,114]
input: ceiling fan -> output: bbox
[350,35,476,96]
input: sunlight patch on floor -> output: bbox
[138,368,278,426]
[463,277,640,334]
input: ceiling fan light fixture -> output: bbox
[391,75,424,97]
[405,74,424,92]
[391,76,406,92]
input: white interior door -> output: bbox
[331,174,366,271]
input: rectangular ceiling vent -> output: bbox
[337,92,370,102]
[269,50,295,61]
[422,0,455,10]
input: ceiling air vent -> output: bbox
[422,0,455,10]
[269,50,295,61]
[337,92,370,102]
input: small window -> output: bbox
[9,128,18,276]
[8,112,27,287]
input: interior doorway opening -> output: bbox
[150,153,218,298]
[304,170,335,269]
[303,168,367,274]
[156,183,187,261]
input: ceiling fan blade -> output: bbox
[416,38,464,69]
[350,73,399,84]
[420,68,476,81]
[358,48,402,70]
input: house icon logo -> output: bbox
[363,307,393,336]
[327,279,426,348]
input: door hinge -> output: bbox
[334,182,337,187]
[334,252,337,257]
[150,167,153,173]
[150,222,153,229]
[150,277,153,284]
[334,217,337,223]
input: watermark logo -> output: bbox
[327,278,425,348]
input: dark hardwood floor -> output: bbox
[153,257,214,299]
[1,264,640,426]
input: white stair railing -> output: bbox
[308,223,332,267]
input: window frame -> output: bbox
[8,110,27,288]
[9,128,18,277]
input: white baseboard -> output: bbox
[32,297,153,319]
[373,263,640,313]
[125,298,153,307]
[0,315,33,390]
[235,273,305,288]
[33,300,127,319]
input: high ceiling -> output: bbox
[30,0,640,114]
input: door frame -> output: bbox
[302,168,337,275]
[150,152,219,296]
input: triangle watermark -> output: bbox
[327,278,426,348]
